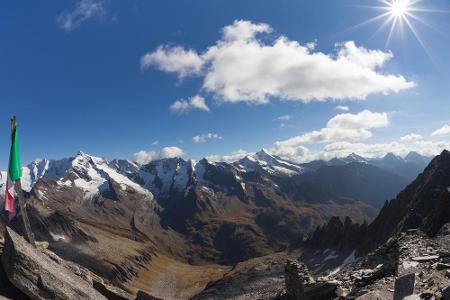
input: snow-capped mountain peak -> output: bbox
[1,151,153,199]
[343,153,368,164]
[236,149,304,176]
[61,152,152,199]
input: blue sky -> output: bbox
[1,0,450,167]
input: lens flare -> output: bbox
[347,0,447,60]
[390,0,410,18]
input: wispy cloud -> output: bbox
[141,46,203,79]
[336,105,349,111]
[431,124,450,137]
[169,95,210,114]
[400,133,423,142]
[193,133,222,143]
[274,115,291,122]
[206,149,252,162]
[57,0,106,32]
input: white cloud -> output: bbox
[190,95,210,111]
[193,133,222,143]
[131,146,184,164]
[159,146,184,159]
[270,144,314,163]
[269,110,388,161]
[275,115,291,121]
[274,110,388,147]
[206,149,252,162]
[141,46,204,79]
[326,110,388,130]
[57,0,105,32]
[321,140,448,159]
[169,95,210,114]
[336,105,349,111]
[151,140,159,146]
[400,133,423,142]
[143,20,415,104]
[431,124,450,137]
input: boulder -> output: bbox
[284,261,311,299]
[403,295,421,300]
[442,285,450,300]
[92,279,134,300]
[303,282,338,300]
[394,273,415,300]
[284,261,338,300]
[1,226,106,300]
[411,255,439,262]
[135,290,164,300]
[355,290,388,300]
[436,263,450,270]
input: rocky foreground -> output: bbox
[192,225,450,300]
[0,224,162,300]
[0,221,448,299]
[278,226,450,300]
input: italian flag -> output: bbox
[5,126,22,220]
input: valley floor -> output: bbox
[126,254,230,300]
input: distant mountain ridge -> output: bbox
[0,149,426,267]
[0,149,430,206]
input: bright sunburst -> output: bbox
[349,0,446,58]
[378,0,419,47]
[389,0,411,17]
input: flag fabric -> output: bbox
[5,126,22,219]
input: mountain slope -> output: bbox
[359,149,450,252]
[286,162,410,209]
[368,152,431,181]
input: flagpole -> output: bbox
[11,116,36,247]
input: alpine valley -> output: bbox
[0,148,447,300]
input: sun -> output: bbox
[389,0,410,18]
[348,0,445,55]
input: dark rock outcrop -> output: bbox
[393,273,415,300]
[306,216,367,251]
[135,290,164,300]
[284,261,337,300]
[359,150,450,253]
[285,261,314,299]
[1,226,106,300]
[92,279,134,300]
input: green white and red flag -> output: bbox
[5,126,22,219]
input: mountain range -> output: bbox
[0,149,435,298]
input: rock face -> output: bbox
[135,290,164,300]
[355,290,388,300]
[360,150,450,253]
[393,273,415,300]
[284,261,338,300]
[1,226,106,300]
[285,261,312,299]
[443,285,450,300]
[306,216,367,251]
